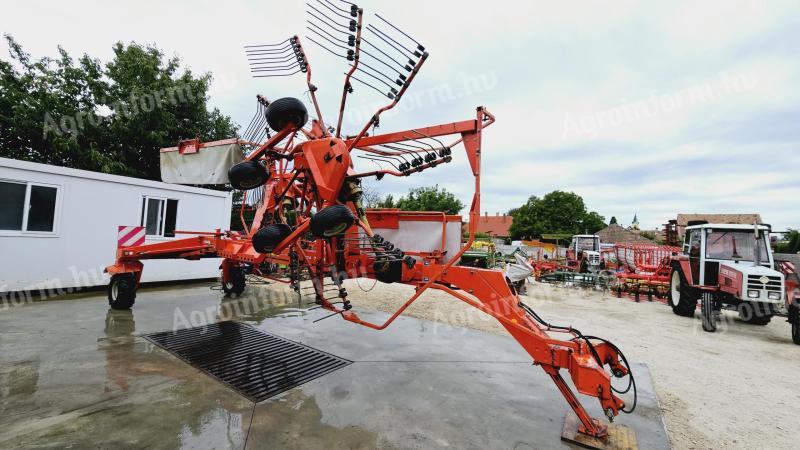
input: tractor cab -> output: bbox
[568,234,602,272]
[682,224,782,299]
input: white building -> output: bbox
[0,157,232,296]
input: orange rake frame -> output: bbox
[106,107,632,439]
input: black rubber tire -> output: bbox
[252,223,293,254]
[310,205,356,238]
[669,268,696,317]
[790,304,800,345]
[108,273,136,310]
[579,259,589,274]
[265,97,308,131]
[228,160,269,190]
[738,302,772,325]
[222,266,246,296]
[701,292,717,332]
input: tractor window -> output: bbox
[575,238,596,252]
[705,230,769,262]
[688,230,701,257]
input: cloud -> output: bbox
[2,0,798,230]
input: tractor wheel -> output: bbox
[265,97,308,131]
[222,266,246,296]
[701,292,717,332]
[108,273,137,310]
[669,269,696,317]
[579,259,589,274]
[790,304,800,345]
[228,160,269,190]
[252,223,293,254]
[738,302,772,325]
[310,205,355,238]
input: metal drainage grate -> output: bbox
[145,321,351,402]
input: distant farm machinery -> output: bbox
[612,243,681,302]
[103,1,638,445]
[530,234,614,289]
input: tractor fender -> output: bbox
[788,290,800,325]
[670,259,693,285]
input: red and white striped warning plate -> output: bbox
[780,261,796,274]
[118,226,146,248]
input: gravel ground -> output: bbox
[258,277,798,450]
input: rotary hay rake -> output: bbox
[105,1,639,445]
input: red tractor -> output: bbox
[668,222,797,342]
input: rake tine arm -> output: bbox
[293,36,328,136]
[337,5,363,138]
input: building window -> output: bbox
[141,197,178,237]
[0,180,59,233]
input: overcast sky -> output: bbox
[2,0,798,230]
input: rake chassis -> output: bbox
[105,1,637,444]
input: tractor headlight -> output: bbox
[767,292,781,301]
[747,290,760,298]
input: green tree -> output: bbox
[376,194,395,208]
[583,211,607,234]
[509,190,605,239]
[391,185,464,215]
[776,230,800,254]
[609,216,618,225]
[0,35,237,180]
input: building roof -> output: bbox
[676,213,762,227]
[596,224,653,244]
[0,157,229,197]
[475,213,513,237]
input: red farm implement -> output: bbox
[613,243,681,302]
[777,259,800,344]
[104,2,639,444]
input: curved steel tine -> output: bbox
[306,3,349,29]
[411,129,447,149]
[357,155,398,171]
[306,11,349,37]
[253,69,302,78]
[352,64,396,90]
[369,149,409,167]
[376,145,413,164]
[359,47,405,76]
[349,74,389,97]
[309,37,347,59]
[353,60,398,84]
[241,105,262,140]
[375,13,424,49]
[379,143,424,156]
[251,62,301,72]
[306,18,350,37]
[366,24,416,59]
[244,39,291,49]
[245,47,293,55]
[361,37,407,70]
[317,0,351,20]
[247,54,296,63]
[307,26,349,50]
[305,22,348,47]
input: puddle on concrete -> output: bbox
[0,307,253,449]
[248,390,396,449]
